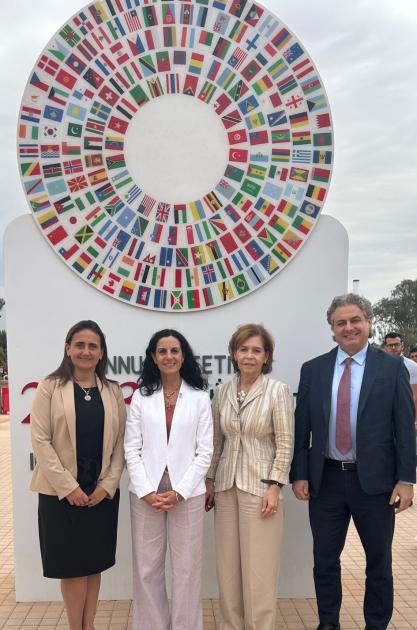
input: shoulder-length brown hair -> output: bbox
[228,323,274,374]
[47,320,110,385]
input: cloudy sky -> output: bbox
[1,0,416,304]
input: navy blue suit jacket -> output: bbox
[290,345,416,497]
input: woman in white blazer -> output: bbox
[124,329,213,630]
[206,323,294,630]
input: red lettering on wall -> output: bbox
[21,382,39,423]
[120,381,138,405]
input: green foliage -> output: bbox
[373,279,417,351]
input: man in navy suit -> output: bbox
[291,293,415,630]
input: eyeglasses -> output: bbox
[385,342,401,348]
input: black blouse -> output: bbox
[74,383,104,494]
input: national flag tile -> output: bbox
[289,167,309,183]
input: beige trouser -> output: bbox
[130,472,205,630]
[214,485,284,630]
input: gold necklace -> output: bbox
[237,379,253,406]
[163,384,180,410]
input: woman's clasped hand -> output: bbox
[142,489,184,511]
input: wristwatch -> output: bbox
[261,479,283,488]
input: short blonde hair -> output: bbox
[228,323,274,374]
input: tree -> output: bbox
[373,279,417,351]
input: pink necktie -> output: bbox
[336,358,352,455]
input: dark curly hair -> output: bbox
[47,320,110,385]
[138,329,206,395]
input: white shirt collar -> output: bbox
[337,343,368,366]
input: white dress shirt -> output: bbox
[327,344,368,461]
[403,355,417,385]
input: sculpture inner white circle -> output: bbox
[125,94,228,203]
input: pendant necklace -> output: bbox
[163,383,180,410]
[237,379,250,406]
[76,382,93,402]
[237,389,247,406]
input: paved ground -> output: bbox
[1,419,417,629]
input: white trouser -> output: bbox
[130,472,205,630]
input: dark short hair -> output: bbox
[384,332,403,344]
[410,346,417,354]
[138,329,206,395]
[327,293,373,325]
[48,320,109,385]
[228,323,274,374]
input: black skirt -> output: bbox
[38,490,120,579]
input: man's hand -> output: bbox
[389,482,414,513]
[292,480,310,501]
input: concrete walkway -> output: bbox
[1,419,417,629]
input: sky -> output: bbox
[1,0,416,304]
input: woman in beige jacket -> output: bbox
[206,323,294,630]
[30,320,126,630]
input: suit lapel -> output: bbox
[61,380,77,455]
[320,347,337,422]
[358,345,377,418]
[155,387,168,444]
[226,377,240,415]
[99,379,112,461]
[239,374,265,411]
[169,381,185,441]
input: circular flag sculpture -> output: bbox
[18,0,333,311]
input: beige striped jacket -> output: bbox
[207,375,294,497]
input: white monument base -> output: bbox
[5,213,348,600]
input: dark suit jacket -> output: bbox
[290,345,416,497]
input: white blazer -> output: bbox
[124,381,213,500]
